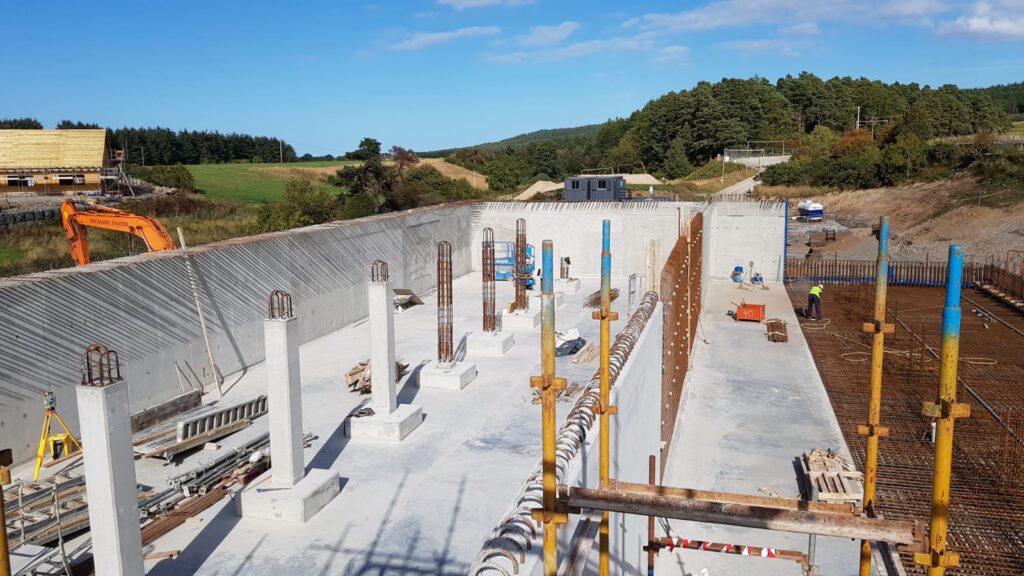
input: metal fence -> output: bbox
[785,257,1024,303]
[659,212,703,470]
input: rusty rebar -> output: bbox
[438,241,454,365]
[81,344,122,387]
[482,228,496,333]
[267,290,294,319]
[514,218,528,312]
[371,259,389,283]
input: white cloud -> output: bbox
[517,21,579,46]
[779,22,819,36]
[391,26,501,50]
[438,0,535,9]
[937,1,1024,39]
[624,0,949,32]
[652,45,690,63]
[719,38,809,56]
[483,36,652,63]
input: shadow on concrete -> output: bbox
[454,333,468,362]
[307,403,363,471]
[398,362,428,405]
[191,259,249,394]
[305,471,469,575]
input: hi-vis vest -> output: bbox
[809,286,823,298]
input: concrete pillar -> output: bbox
[265,316,304,486]
[77,379,144,576]
[369,279,397,416]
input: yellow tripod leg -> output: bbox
[52,411,82,453]
[33,412,52,481]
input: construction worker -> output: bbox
[807,284,824,320]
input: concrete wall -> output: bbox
[471,202,697,279]
[522,303,663,575]
[0,204,473,463]
[703,200,787,282]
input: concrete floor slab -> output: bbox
[105,272,631,575]
[656,280,863,576]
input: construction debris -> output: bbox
[531,382,583,405]
[345,359,410,395]
[583,288,619,310]
[800,448,863,503]
[572,343,598,364]
[133,396,269,460]
[766,318,788,342]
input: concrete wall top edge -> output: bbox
[0,201,476,290]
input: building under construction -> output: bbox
[0,198,1022,576]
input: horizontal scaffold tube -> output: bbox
[558,481,919,545]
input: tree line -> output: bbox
[968,82,1024,116]
[0,118,298,165]
[440,73,1014,193]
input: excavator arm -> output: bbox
[60,200,177,266]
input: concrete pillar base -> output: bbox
[468,331,515,356]
[500,309,541,331]
[530,292,565,309]
[237,468,339,524]
[419,361,477,390]
[346,404,423,441]
[555,278,582,294]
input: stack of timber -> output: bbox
[345,359,410,395]
[571,343,598,364]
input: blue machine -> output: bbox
[494,241,536,289]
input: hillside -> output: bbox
[422,124,600,156]
[789,177,1024,262]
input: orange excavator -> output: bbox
[60,199,177,265]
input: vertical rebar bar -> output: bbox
[915,244,968,575]
[560,256,569,280]
[859,216,891,576]
[514,218,528,312]
[482,228,496,333]
[594,219,618,576]
[437,241,454,366]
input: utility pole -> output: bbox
[856,106,862,131]
[279,140,284,164]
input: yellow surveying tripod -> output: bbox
[32,391,82,481]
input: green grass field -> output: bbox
[186,160,358,203]
[1010,121,1024,135]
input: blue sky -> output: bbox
[2,0,1021,155]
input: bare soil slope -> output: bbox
[419,158,488,190]
[809,178,1024,261]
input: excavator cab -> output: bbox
[60,199,177,265]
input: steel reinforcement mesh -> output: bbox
[789,284,1024,576]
